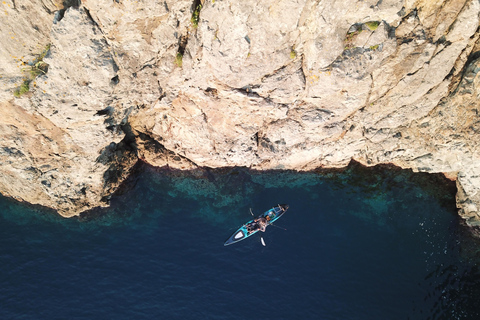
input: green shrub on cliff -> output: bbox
[13,80,31,98]
[365,21,380,31]
[344,29,362,50]
[290,47,297,59]
[13,44,50,98]
[175,52,183,67]
[38,44,51,61]
[191,4,202,28]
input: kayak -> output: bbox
[224,204,289,246]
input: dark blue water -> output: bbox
[1,163,480,320]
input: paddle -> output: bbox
[269,223,287,231]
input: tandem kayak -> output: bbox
[224,204,289,246]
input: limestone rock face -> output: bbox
[0,4,136,216]
[0,0,58,101]
[1,0,480,225]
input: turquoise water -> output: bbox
[1,162,480,319]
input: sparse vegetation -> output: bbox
[175,52,183,67]
[38,44,51,61]
[345,29,362,42]
[290,47,297,59]
[191,3,202,28]
[343,21,382,51]
[29,61,48,78]
[13,44,50,97]
[344,24,364,50]
[13,80,31,97]
[365,21,380,31]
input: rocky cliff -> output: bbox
[1,0,480,224]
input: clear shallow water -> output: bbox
[1,163,480,319]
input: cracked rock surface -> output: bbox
[1,0,480,225]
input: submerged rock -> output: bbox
[1,0,480,226]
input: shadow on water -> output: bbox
[81,160,458,228]
[4,160,480,319]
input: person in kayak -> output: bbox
[246,217,268,233]
[266,210,275,222]
[257,217,267,232]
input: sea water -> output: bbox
[1,163,480,320]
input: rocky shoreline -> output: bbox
[1,0,480,225]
